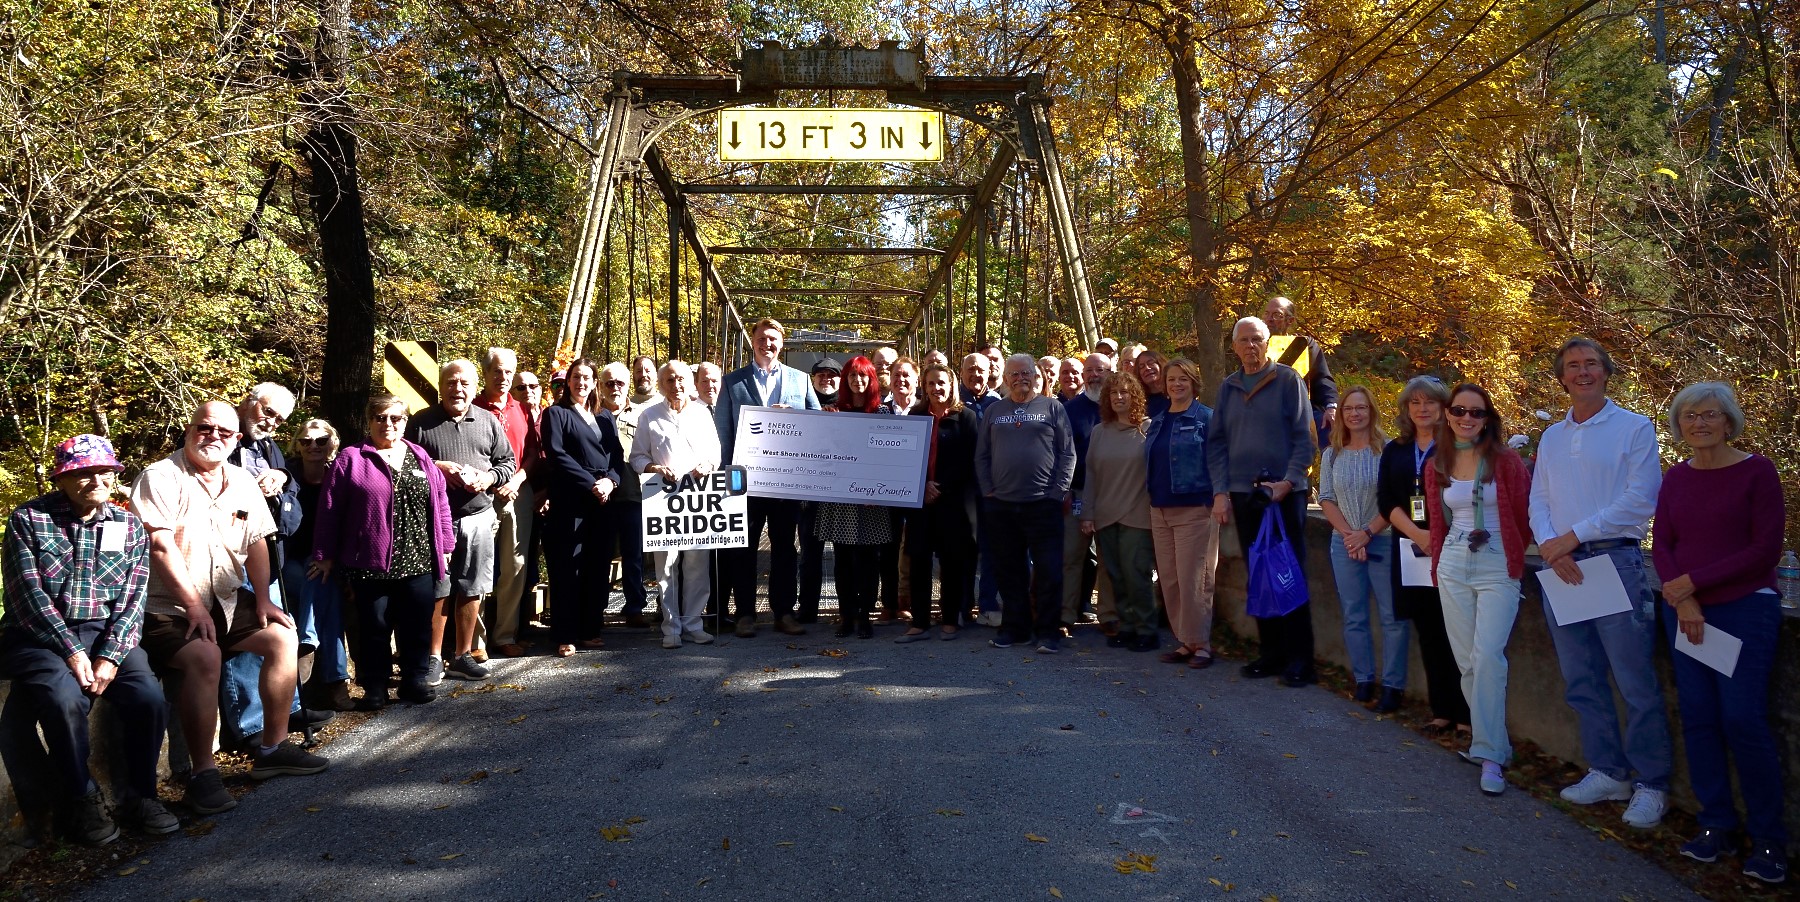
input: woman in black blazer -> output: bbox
[539,357,626,657]
[896,363,982,641]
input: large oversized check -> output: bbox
[732,406,931,508]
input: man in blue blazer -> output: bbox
[714,318,822,637]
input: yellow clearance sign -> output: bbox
[718,108,944,162]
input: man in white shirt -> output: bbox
[631,361,723,649]
[1528,337,1673,829]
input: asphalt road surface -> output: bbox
[80,615,1701,901]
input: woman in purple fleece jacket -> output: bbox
[310,394,455,709]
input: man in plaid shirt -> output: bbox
[0,434,177,844]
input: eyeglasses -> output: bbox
[191,424,236,438]
[258,405,287,424]
[371,414,407,424]
[297,436,332,447]
[1679,410,1724,424]
[512,383,539,392]
[603,380,626,388]
[1340,405,1372,414]
[1447,406,1491,419]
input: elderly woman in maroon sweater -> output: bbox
[311,395,454,709]
[1653,382,1787,884]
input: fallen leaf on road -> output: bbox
[1229,829,1239,837]
[432,804,449,811]
[1026,833,1050,843]
[936,809,964,817]
[623,816,647,825]
[1463,846,1486,855]
[1210,877,1223,887]
[117,867,138,876]
[775,841,795,847]
[1212,749,1220,757]
[461,770,489,784]
[1098,710,1108,717]
[439,853,462,860]
[305,806,322,813]
[829,806,844,812]
[1114,851,1157,873]
[1275,832,1291,838]
[509,715,528,724]
[1262,896,1279,902]
[712,719,721,726]
[1049,888,1063,899]
[820,649,847,658]
[186,821,217,836]
[1350,850,1367,855]
[600,825,633,842]
[1505,880,1517,889]
[721,838,730,850]
[1282,753,1298,759]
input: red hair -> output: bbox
[838,356,882,413]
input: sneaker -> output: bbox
[735,617,757,638]
[1679,828,1732,863]
[1744,846,1788,884]
[1479,761,1506,796]
[184,768,236,814]
[250,741,330,780]
[775,616,807,636]
[988,635,1014,649]
[71,789,119,845]
[684,630,714,645]
[426,656,445,687]
[1560,769,1631,805]
[1621,785,1667,829]
[1036,638,1060,654]
[122,796,179,835]
[445,653,490,681]
[662,635,682,649]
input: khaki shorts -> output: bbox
[140,592,271,667]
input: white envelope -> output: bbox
[1674,622,1743,678]
[1539,555,1633,626]
[1398,538,1435,587]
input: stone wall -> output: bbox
[1213,511,1800,854]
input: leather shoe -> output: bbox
[734,618,757,638]
[776,616,806,636]
[1280,665,1318,688]
[497,643,527,658]
[624,613,653,629]
[1375,686,1405,713]
[1105,631,1133,648]
[1353,681,1376,703]
[1240,659,1280,679]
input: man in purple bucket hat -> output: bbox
[0,434,178,844]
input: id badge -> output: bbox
[98,521,126,553]
[1409,495,1427,522]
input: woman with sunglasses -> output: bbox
[1423,383,1531,796]
[311,396,455,708]
[284,419,353,711]
[1135,349,1170,419]
[540,357,627,657]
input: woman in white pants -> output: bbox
[629,361,722,648]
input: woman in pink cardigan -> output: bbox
[1423,383,1531,797]
[310,394,455,709]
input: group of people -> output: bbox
[0,298,1787,885]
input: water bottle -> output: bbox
[1779,551,1800,610]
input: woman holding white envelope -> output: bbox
[1423,382,1532,797]
[1653,381,1787,884]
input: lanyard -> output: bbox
[1412,441,1434,490]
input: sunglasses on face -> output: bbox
[258,405,286,423]
[298,436,332,447]
[371,414,407,424]
[603,380,626,388]
[1447,406,1491,419]
[512,383,539,392]
[191,424,236,438]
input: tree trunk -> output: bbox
[1166,21,1229,388]
[303,0,377,442]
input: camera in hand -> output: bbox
[1251,469,1276,501]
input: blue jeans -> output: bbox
[1540,544,1673,790]
[282,556,348,684]
[1328,533,1410,689]
[220,580,301,747]
[1437,529,1519,765]
[986,498,1063,641]
[1664,591,1787,845]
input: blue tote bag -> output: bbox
[1246,504,1308,618]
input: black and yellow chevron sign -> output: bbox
[383,340,439,413]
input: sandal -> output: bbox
[1423,719,1452,737]
[556,644,576,658]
